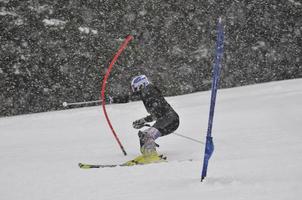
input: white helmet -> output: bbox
[131,75,150,92]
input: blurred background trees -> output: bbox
[0,0,301,116]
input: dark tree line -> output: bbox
[0,0,301,117]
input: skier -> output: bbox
[130,75,179,164]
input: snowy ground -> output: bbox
[1,79,302,200]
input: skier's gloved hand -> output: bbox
[133,118,146,129]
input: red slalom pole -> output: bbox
[101,35,133,156]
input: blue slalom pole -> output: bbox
[201,17,224,182]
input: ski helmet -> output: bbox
[131,75,150,92]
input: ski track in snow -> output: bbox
[0,79,302,200]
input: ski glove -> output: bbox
[133,118,146,129]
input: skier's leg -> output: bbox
[153,111,179,136]
[139,127,161,156]
[137,112,179,157]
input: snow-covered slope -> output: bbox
[1,79,302,200]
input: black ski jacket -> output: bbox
[139,84,175,120]
[138,84,179,135]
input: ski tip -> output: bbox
[78,163,86,168]
[78,163,92,169]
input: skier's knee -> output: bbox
[143,127,161,140]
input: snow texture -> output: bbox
[1,79,302,200]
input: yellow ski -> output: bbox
[79,154,167,169]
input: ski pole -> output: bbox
[62,100,102,107]
[144,124,203,144]
[173,132,204,144]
